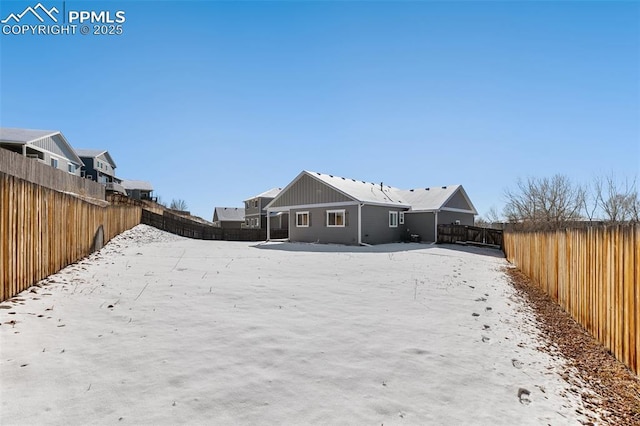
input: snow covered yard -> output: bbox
[0,225,594,425]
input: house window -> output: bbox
[326,209,345,227]
[389,211,398,228]
[68,163,75,173]
[254,200,258,208]
[296,211,309,227]
[399,212,405,225]
[50,158,58,168]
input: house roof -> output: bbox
[0,127,58,143]
[399,185,477,213]
[245,187,282,201]
[121,179,153,191]
[308,171,409,207]
[267,170,477,213]
[213,207,245,222]
[75,149,117,168]
[0,127,83,164]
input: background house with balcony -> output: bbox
[121,179,156,201]
[243,187,284,229]
[212,207,245,229]
[0,127,82,175]
[76,149,126,195]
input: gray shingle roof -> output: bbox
[0,127,58,143]
[75,149,117,168]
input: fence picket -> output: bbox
[504,225,639,375]
[0,173,141,302]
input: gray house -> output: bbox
[265,171,477,245]
[76,149,126,195]
[0,127,82,175]
[121,179,155,201]
[243,187,283,229]
[212,207,245,229]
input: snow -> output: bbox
[0,225,595,425]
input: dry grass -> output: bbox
[505,267,640,425]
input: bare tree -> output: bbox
[580,182,600,222]
[476,206,502,228]
[170,199,188,211]
[593,174,637,223]
[504,175,585,229]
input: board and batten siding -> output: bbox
[270,173,352,209]
[31,135,79,165]
[444,190,471,210]
[438,210,474,226]
[361,205,406,245]
[289,205,358,244]
[404,212,436,242]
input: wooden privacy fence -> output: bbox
[503,225,639,375]
[438,224,503,249]
[0,173,142,302]
[0,148,105,200]
[142,209,288,241]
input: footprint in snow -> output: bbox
[517,388,531,405]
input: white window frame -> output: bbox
[296,211,310,227]
[389,211,398,228]
[399,211,405,225]
[50,158,58,168]
[68,163,75,173]
[326,209,345,227]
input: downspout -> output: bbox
[358,203,363,245]
[266,208,271,241]
[434,210,439,243]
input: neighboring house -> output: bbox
[75,149,126,195]
[0,127,82,175]
[243,187,283,229]
[212,207,245,229]
[121,179,156,201]
[265,171,477,245]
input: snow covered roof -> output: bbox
[308,171,409,207]
[213,207,245,222]
[399,185,477,213]
[121,179,153,191]
[245,187,282,201]
[268,170,476,213]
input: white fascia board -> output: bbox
[364,201,411,209]
[267,201,360,212]
[440,207,477,214]
[406,207,474,214]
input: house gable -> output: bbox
[441,186,478,214]
[268,172,353,209]
[31,133,82,165]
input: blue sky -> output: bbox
[1,1,638,220]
